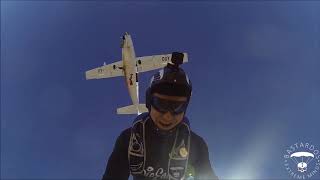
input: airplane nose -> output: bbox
[123,32,129,38]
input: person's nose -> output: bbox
[162,111,174,121]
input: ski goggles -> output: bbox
[151,96,188,115]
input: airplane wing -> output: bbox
[85,61,124,80]
[136,53,188,73]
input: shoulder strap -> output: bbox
[128,113,148,175]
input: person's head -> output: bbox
[146,63,192,131]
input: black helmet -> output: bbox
[145,62,192,110]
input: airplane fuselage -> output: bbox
[121,33,139,105]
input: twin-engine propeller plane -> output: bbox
[85,32,188,115]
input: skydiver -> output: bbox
[102,59,219,180]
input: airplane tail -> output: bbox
[117,104,148,115]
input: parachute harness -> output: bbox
[128,113,191,180]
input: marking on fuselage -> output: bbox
[129,73,133,85]
[162,56,170,62]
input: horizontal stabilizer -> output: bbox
[117,104,148,115]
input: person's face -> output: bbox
[150,93,188,131]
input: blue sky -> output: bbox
[1,1,320,179]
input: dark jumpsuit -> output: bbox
[102,116,219,180]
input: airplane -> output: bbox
[85,32,188,115]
